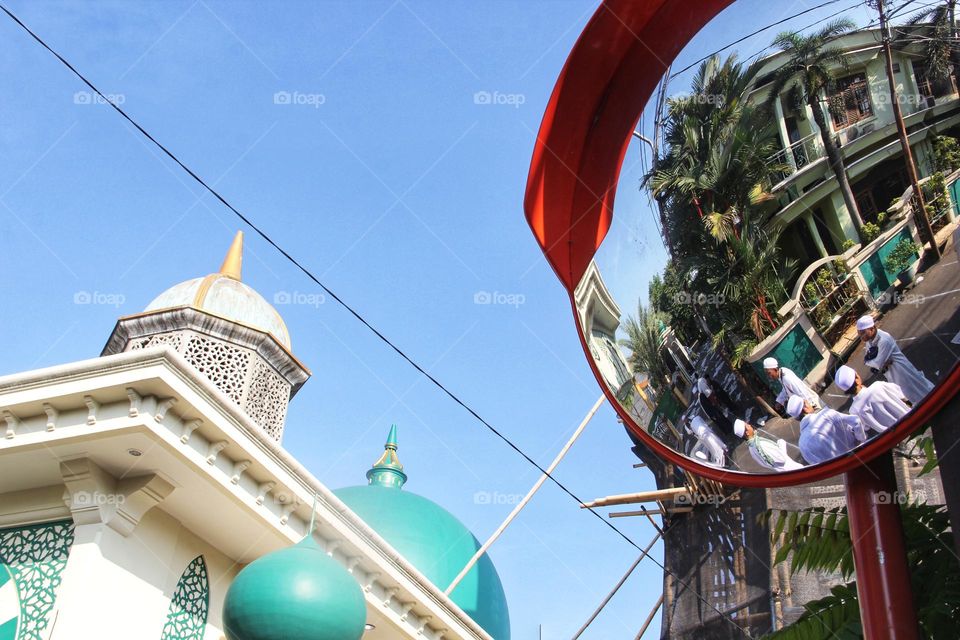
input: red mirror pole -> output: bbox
[845,451,919,639]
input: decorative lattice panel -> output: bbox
[159,555,209,640]
[0,520,74,640]
[243,360,290,440]
[128,333,183,352]
[120,328,293,441]
[182,336,251,403]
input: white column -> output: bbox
[804,213,830,258]
[773,97,796,173]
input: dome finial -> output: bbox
[366,424,407,489]
[219,230,244,280]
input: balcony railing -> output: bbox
[769,132,823,183]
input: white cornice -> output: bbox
[0,347,491,640]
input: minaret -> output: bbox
[102,231,310,442]
[365,425,407,489]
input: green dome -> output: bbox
[334,426,510,639]
[222,536,366,640]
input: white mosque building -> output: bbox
[0,232,510,640]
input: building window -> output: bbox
[914,62,936,108]
[827,73,873,129]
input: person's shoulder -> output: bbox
[850,392,867,410]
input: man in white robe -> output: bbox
[786,395,865,465]
[733,418,804,471]
[763,357,821,414]
[857,315,934,404]
[687,414,727,468]
[835,364,911,434]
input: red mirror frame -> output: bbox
[523,0,960,487]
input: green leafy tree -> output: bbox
[902,1,958,96]
[619,303,670,391]
[651,54,782,259]
[760,444,960,640]
[932,135,960,173]
[648,264,698,345]
[764,19,865,236]
[648,54,790,346]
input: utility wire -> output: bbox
[0,4,753,636]
[670,0,847,78]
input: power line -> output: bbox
[0,4,753,636]
[670,0,847,78]
[739,0,871,67]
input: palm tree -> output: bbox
[765,19,866,237]
[651,54,781,256]
[901,0,958,96]
[620,303,670,390]
[646,54,794,411]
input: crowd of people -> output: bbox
[682,315,934,472]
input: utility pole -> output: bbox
[876,0,942,259]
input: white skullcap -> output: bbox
[786,395,805,419]
[733,419,746,438]
[763,357,778,370]
[835,365,856,391]
[697,377,712,397]
[856,315,875,331]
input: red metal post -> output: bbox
[844,452,919,639]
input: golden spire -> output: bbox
[219,230,244,280]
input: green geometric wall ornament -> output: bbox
[0,520,75,640]
[160,556,209,640]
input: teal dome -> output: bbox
[222,535,366,640]
[334,426,510,639]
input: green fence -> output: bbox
[856,227,918,299]
[753,324,821,393]
[648,390,683,446]
[948,175,960,216]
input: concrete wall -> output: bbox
[52,508,238,640]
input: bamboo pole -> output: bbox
[634,595,665,639]
[570,532,662,640]
[581,486,690,508]
[609,507,693,518]
[444,394,606,595]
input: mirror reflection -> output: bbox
[576,5,960,474]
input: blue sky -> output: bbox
[0,2,886,638]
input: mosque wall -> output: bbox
[51,506,238,640]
